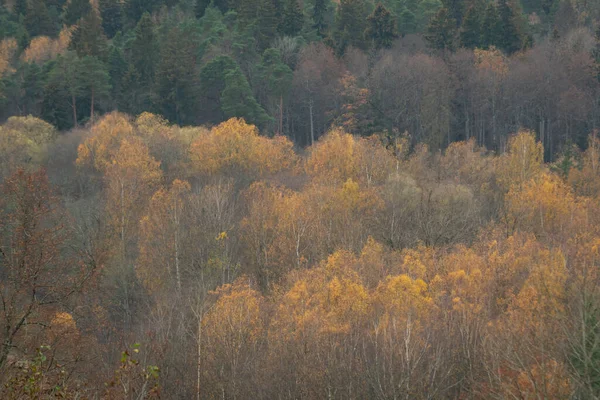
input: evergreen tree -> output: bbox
[213,0,229,14]
[107,45,127,104]
[497,0,522,54]
[199,55,237,123]
[593,27,600,83]
[13,0,27,17]
[195,0,210,18]
[25,0,58,37]
[124,0,159,27]
[63,0,92,26]
[312,0,328,37]
[99,0,123,38]
[424,7,456,51]
[334,0,370,54]
[256,0,281,50]
[130,12,158,84]
[46,52,84,127]
[69,9,108,58]
[481,2,501,49]
[257,48,293,133]
[155,24,201,125]
[397,7,416,37]
[221,66,271,127]
[459,2,483,49]
[441,0,464,26]
[365,3,398,50]
[78,55,111,122]
[281,0,304,37]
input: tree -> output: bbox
[25,0,58,37]
[281,0,304,37]
[221,67,272,127]
[13,0,27,17]
[312,0,329,37]
[124,0,159,27]
[130,12,158,84]
[424,7,456,51]
[195,0,210,18]
[99,0,123,38]
[199,55,238,124]
[481,2,501,49]
[78,56,111,123]
[497,0,522,54]
[365,3,399,50]
[459,3,483,49]
[256,0,281,50]
[69,8,108,58]
[62,0,92,26]
[441,0,464,26]
[257,48,293,134]
[46,52,84,127]
[0,169,92,370]
[333,0,370,53]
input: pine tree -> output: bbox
[25,0,58,37]
[69,9,108,58]
[459,2,483,49]
[108,45,127,104]
[199,55,238,123]
[365,3,398,50]
[257,48,292,133]
[124,0,159,27]
[424,7,456,51]
[593,27,600,83]
[312,0,328,37]
[195,0,210,18]
[130,12,158,84]
[334,0,370,54]
[99,0,123,38]
[281,0,304,37]
[497,0,522,54]
[481,2,501,49]
[78,55,111,122]
[213,0,229,14]
[63,0,92,26]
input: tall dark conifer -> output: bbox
[99,0,123,38]
[63,0,92,26]
[498,0,522,54]
[459,2,484,49]
[312,0,328,37]
[195,0,210,18]
[281,0,304,37]
[69,9,109,58]
[424,7,456,51]
[130,12,158,83]
[25,0,58,37]
[365,3,398,50]
[334,0,370,54]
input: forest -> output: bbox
[1,0,600,399]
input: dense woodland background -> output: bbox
[2,0,600,399]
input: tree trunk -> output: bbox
[90,86,95,123]
[72,94,78,127]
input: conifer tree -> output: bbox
[256,0,281,50]
[424,7,456,51]
[459,2,483,49]
[78,55,111,122]
[13,0,27,17]
[99,0,123,38]
[25,0,58,37]
[313,0,328,37]
[334,0,370,54]
[497,0,522,54]
[69,9,108,58]
[130,12,158,84]
[365,3,398,50]
[108,45,127,104]
[281,0,304,37]
[441,0,464,26]
[481,2,501,49]
[195,0,210,18]
[63,0,92,26]
[222,66,272,127]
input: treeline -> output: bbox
[1,112,600,398]
[0,0,600,158]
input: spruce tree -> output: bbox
[78,55,112,122]
[312,0,328,37]
[424,7,456,51]
[459,2,483,49]
[69,9,108,58]
[124,0,159,27]
[25,0,58,37]
[108,45,127,104]
[256,0,281,50]
[13,0,27,17]
[130,12,158,84]
[441,0,464,26]
[334,0,370,54]
[99,0,123,38]
[497,0,522,54]
[481,2,501,49]
[365,3,398,50]
[195,0,210,18]
[221,66,272,127]
[281,0,304,37]
[199,55,237,123]
[63,0,92,26]
[593,27,600,83]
